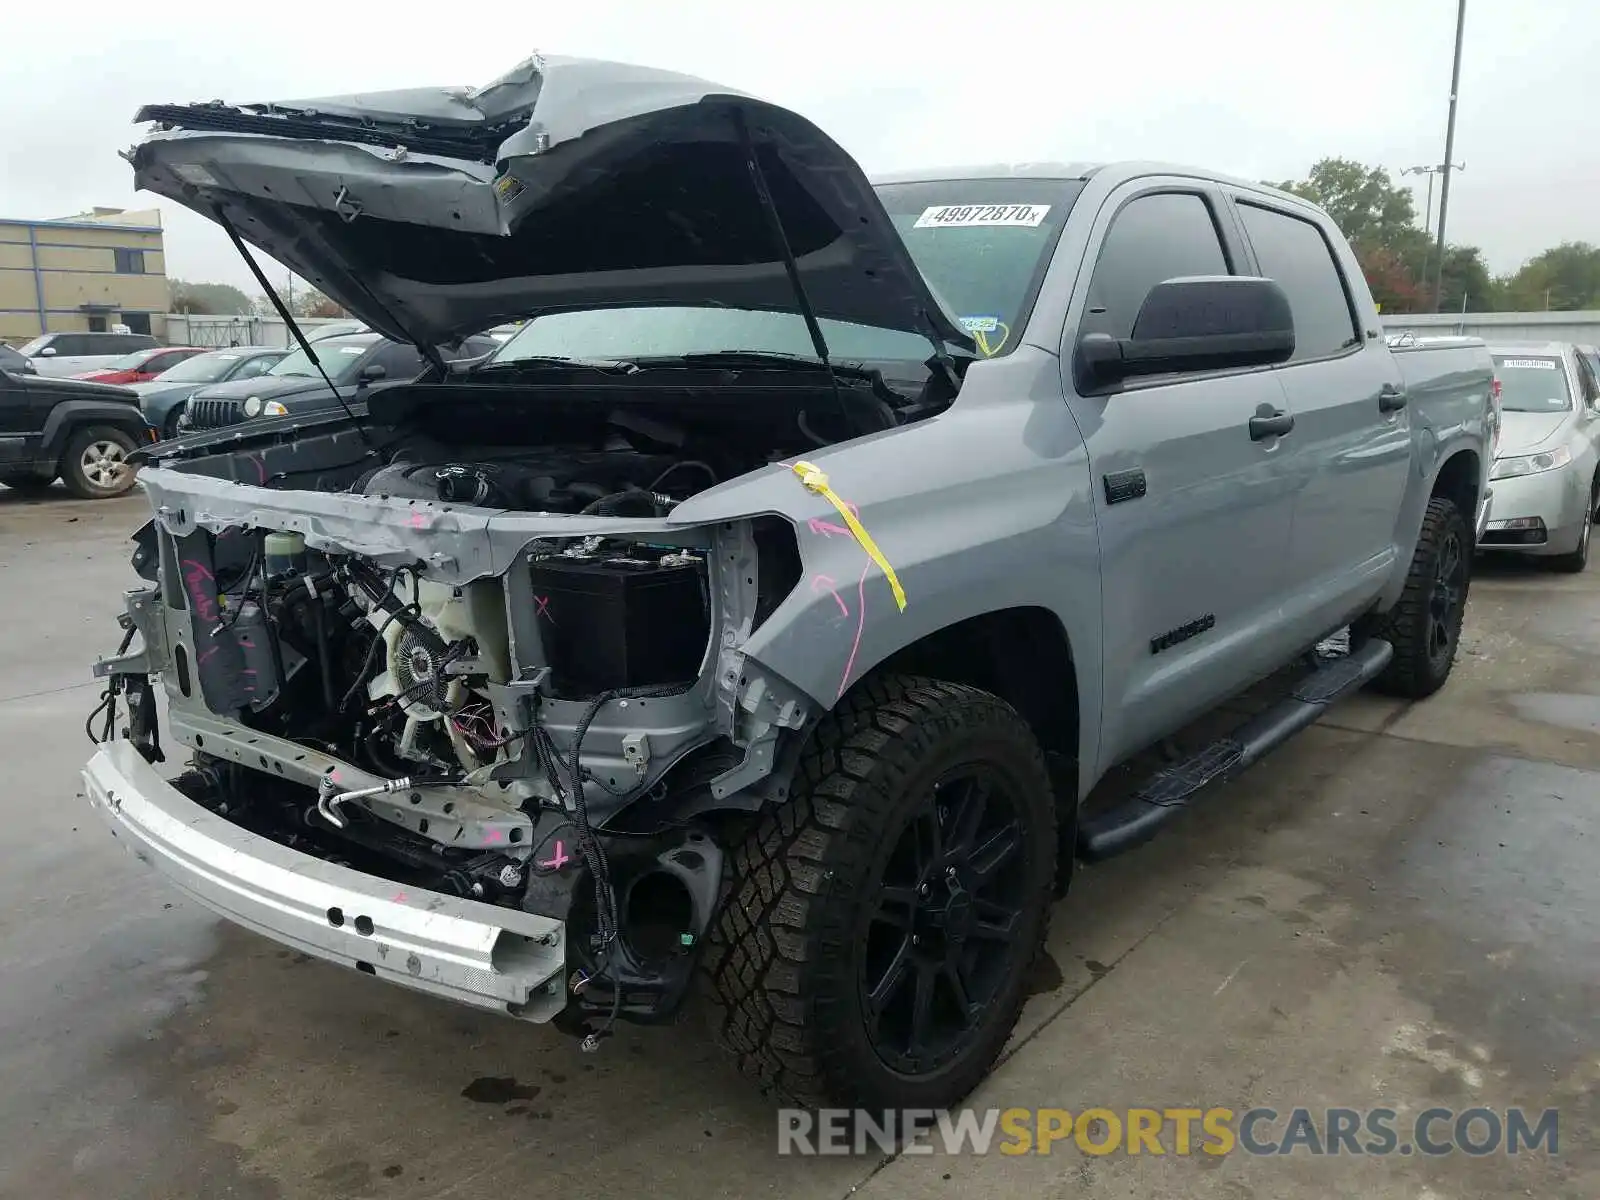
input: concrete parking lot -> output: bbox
[1,484,1595,1200]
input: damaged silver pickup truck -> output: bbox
[84,55,1496,1110]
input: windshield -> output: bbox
[487,179,1082,370]
[16,336,49,357]
[152,350,246,383]
[877,179,1082,356]
[268,338,373,382]
[1493,355,1572,413]
[103,350,153,370]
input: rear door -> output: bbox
[1063,181,1299,765]
[1227,193,1411,618]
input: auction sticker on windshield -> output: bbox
[1499,359,1558,369]
[914,204,1050,229]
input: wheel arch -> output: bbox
[40,400,147,466]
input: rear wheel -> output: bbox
[60,426,138,499]
[1365,496,1470,699]
[701,675,1057,1109]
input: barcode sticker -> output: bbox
[914,204,1050,229]
[1499,358,1558,369]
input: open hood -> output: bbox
[129,55,974,357]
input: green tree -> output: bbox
[1498,242,1600,311]
[1271,159,1422,249]
[170,279,254,315]
[1435,246,1497,314]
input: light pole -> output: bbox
[1400,162,1466,236]
[1432,0,1468,312]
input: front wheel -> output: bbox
[60,426,138,499]
[701,675,1057,1110]
[1365,496,1471,699]
[1547,479,1597,574]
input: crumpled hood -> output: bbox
[128,55,974,356]
[1497,410,1571,456]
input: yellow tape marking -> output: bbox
[790,460,907,611]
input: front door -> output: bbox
[1229,194,1411,618]
[0,370,35,466]
[1063,182,1300,771]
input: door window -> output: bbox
[369,342,426,380]
[1236,202,1361,362]
[1082,191,1231,340]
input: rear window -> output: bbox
[875,179,1084,357]
[1492,355,1571,413]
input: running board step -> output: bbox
[1077,636,1393,862]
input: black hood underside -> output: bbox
[129,55,975,357]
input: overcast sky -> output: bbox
[3,0,1592,296]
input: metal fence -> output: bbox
[162,310,1600,351]
[1381,310,1600,344]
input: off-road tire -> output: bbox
[59,425,138,500]
[1548,478,1597,574]
[700,674,1057,1110]
[1366,496,1471,699]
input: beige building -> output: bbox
[0,207,170,345]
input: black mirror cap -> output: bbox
[1079,276,1296,387]
[358,363,387,382]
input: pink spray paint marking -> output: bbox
[810,574,849,618]
[836,563,871,700]
[248,454,267,485]
[533,595,555,623]
[408,511,428,528]
[537,839,572,870]
[484,828,503,843]
[195,646,220,666]
[180,559,218,623]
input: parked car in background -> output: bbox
[71,346,206,386]
[1478,342,1600,571]
[133,346,286,439]
[16,331,159,377]
[178,332,498,431]
[0,344,37,375]
[0,359,148,498]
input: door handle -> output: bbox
[1378,384,1407,412]
[1249,408,1295,441]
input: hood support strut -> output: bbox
[733,109,857,435]
[214,207,375,450]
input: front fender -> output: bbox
[40,399,145,458]
[675,351,1105,783]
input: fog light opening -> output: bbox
[622,870,695,966]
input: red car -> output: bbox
[72,346,205,385]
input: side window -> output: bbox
[1576,351,1600,405]
[233,356,275,380]
[1083,192,1230,340]
[371,343,425,380]
[1236,202,1360,362]
[53,335,89,356]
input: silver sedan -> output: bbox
[1478,342,1600,572]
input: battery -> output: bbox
[528,555,708,699]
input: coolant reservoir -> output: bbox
[264,531,307,575]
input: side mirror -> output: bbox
[1078,276,1295,386]
[358,363,387,384]
[38,345,56,357]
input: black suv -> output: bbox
[0,361,148,498]
[181,333,498,431]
